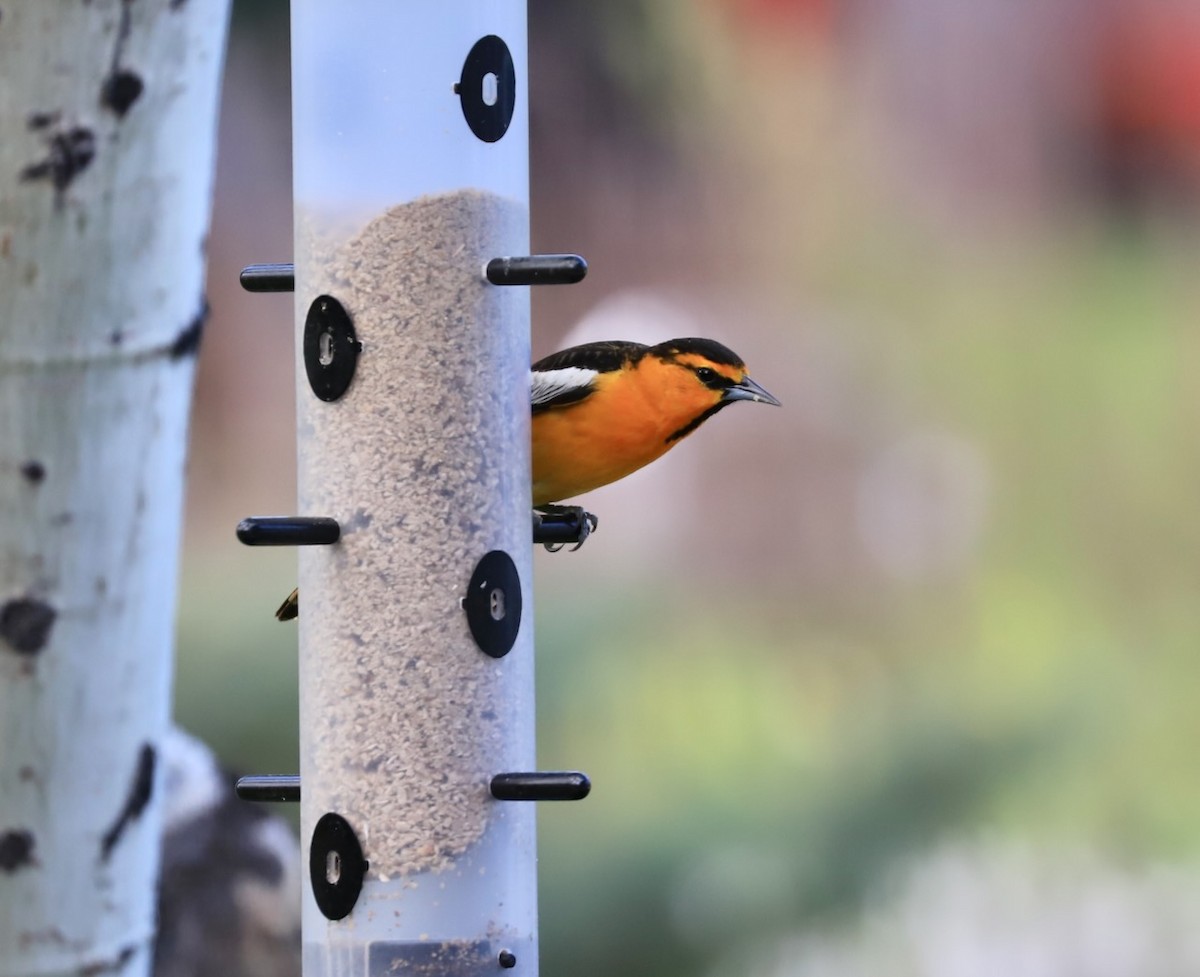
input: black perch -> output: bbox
[490,771,591,801]
[235,775,301,803]
[532,509,593,547]
[239,263,296,293]
[236,516,341,546]
[240,254,587,292]
[238,514,583,547]
[486,254,587,286]
[237,772,590,804]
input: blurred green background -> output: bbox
[179,1,1200,974]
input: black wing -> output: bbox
[532,340,648,375]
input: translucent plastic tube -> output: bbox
[290,5,534,976]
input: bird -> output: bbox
[275,337,778,620]
[529,336,779,505]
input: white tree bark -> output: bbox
[0,4,231,977]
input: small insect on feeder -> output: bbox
[234,5,590,976]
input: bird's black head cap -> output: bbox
[653,337,745,369]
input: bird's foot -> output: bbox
[535,505,599,552]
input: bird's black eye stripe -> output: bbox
[694,366,731,389]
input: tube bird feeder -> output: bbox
[235,6,594,974]
[290,5,535,976]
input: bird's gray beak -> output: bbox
[723,375,781,407]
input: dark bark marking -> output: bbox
[0,597,56,655]
[0,829,36,872]
[168,299,209,360]
[20,126,97,193]
[79,944,137,977]
[99,743,156,862]
[99,0,142,119]
[110,0,134,67]
[20,460,45,483]
[26,110,60,131]
[101,69,143,118]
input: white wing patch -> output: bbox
[530,366,599,407]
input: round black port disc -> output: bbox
[309,812,367,921]
[303,295,360,402]
[465,550,522,658]
[457,35,516,143]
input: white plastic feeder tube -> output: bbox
[290,4,534,976]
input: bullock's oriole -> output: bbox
[276,337,778,620]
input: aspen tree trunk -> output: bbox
[0,4,231,977]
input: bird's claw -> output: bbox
[536,505,599,552]
[562,508,599,552]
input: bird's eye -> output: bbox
[696,367,718,383]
